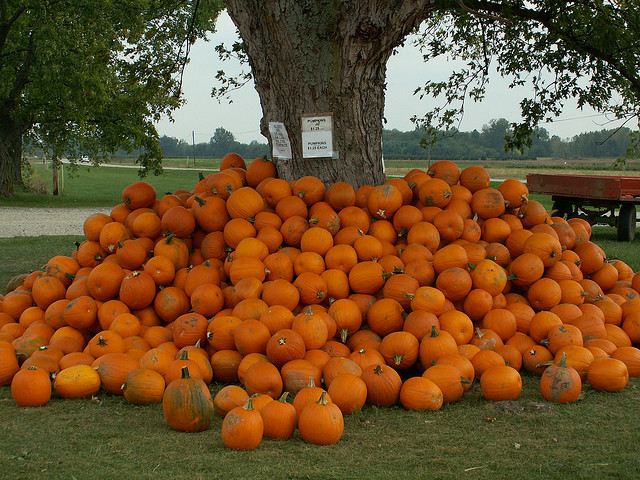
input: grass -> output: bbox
[0,373,639,479]
[2,161,640,478]
[3,157,640,207]
[0,162,210,207]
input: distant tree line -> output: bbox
[157,120,637,161]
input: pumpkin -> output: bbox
[470,188,505,219]
[421,364,466,404]
[539,352,582,403]
[298,391,344,446]
[93,352,140,395]
[122,181,156,209]
[322,356,362,386]
[367,184,403,220]
[326,373,368,414]
[260,391,297,440]
[162,366,214,432]
[11,366,52,407]
[399,376,443,411]
[243,360,283,399]
[419,326,458,368]
[213,385,250,418]
[498,178,529,208]
[54,364,101,399]
[360,364,402,407]
[610,346,640,377]
[280,359,323,396]
[292,377,329,417]
[460,166,490,193]
[587,358,629,392]
[378,331,419,370]
[265,328,306,367]
[480,365,522,401]
[122,368,166,405]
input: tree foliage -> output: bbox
[414,0,640,156]
[0,0,224,195]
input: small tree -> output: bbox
[0,0,224,196]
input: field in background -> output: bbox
[2,157,639,208]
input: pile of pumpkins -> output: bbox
[1,154,640,450]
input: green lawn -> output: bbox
[0,162,210,207]
[0,371,638,479]
[1,162,640,479]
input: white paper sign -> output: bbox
[268,121,292,160]
[301,114,333,159]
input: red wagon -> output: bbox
[526,173,640,241]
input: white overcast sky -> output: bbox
[155,11,623,145]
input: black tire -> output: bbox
[617,203,636,241]
[552,200,572,218]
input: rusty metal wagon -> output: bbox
[526,173,640,241]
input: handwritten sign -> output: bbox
[301,114,333,159]
[268,122,292,160]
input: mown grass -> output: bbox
[0,372,639,479]
[4,158,639,207]
[0,162,209,207]
[2,161,640,478]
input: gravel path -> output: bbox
[0,207,113,238]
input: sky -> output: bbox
[155,11,623,146]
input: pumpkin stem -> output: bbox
[304,305,313,315]
[430,325,439,337]
[460,377,472,386]
[316,391,330,406]
[557,352,568,368]
[180,350,189,360]
[373,364,384,375]
[180,365,191,380]
[306,377,317,388]
[540,338,549,347]
[243,397,255,411]
[393,354,403,366]
[278,391,290,403]
[535,360,554,368]
[340,328,349,343]
[194,196,205,206]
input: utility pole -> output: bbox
[192,131,196,167]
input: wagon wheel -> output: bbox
[552,199,573,219]
[617,203,637,242]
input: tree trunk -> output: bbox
[226,0,434,188]
[52,155,60,196]
[0,115,24,197]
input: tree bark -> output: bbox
[226,0,435,188]
[0,115,24,196]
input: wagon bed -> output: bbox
[526,173,640,241]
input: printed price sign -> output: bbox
[301,114,333,159]
[268,122,292,160]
